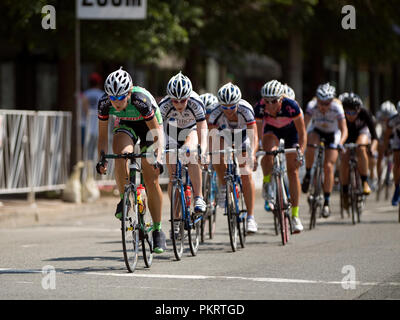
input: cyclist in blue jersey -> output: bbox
[255,80,306,233]
[96,67,167,254]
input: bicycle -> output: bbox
[167,147,203,261]
[306,140,326,230]
[257,140,299,245]
[200,163,218,243]
[212,146,247,252]
[100,151,154,273]
[340,143,369,224]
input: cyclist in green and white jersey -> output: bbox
[96,67,166,254]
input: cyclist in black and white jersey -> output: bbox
[302,83,348,218]
[208,82,259,233]
[160,72,208,217]
[200,93,219,123]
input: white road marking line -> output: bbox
[1,268,400,287]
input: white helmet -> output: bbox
[217,82,242,105]
[200,93,218,113]
[167,72,193,100]
[316,82,336,101]
[380,101,397,118]
[283,84,295,100]
[261,80,284,99]
[396,101,400,114]
[104,67,133,96]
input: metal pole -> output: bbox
[75,13,82,162]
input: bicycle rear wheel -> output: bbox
[226,181,238,252]
[170,184,184,261]
[121,188,139,273]
[141,209,153,268]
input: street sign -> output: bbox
[77,0,147,20]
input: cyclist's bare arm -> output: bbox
[196,119,208,158]
[247,122,258,159]
[304,113,311,130]
[338,118,348,146]
[383,127,393,153]
[145,116,164,164]
[293,115,307,154]
[97,119,109,174]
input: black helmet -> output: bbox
[339,92,363,111]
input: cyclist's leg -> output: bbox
[356,133,371,194]
[392,149,400,205]
[239,154,255,217]
[323,148,339,204]
[302,130,319,192]
[183,128,203,198]
[261,131,279,209]
[112,131,135,195]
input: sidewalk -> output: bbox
[0,194,119,228]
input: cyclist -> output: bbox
[256,80,306,233]
[383,102,400,206]
[96,67,167,254]
[302,82,348,218]
[338,92,378,211]
[208,82,259,233]
[200,93,219,123]
[159,72,208,221]
[376,101,398,190]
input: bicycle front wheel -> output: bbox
[121,188,139,273]
[349,168,357,225]
[275,175,289,245]
[237,184,247,248]
[188,186,200,256]
[226,181,238,252]
[170,184,184,261]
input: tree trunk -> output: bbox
[288,31,303,105]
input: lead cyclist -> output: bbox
[96,67,167,254]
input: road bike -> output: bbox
[212,147,247,252]
[167,147,203,260]
[100,151,154,273]
[257,140,299,245]
[340,143,369,224]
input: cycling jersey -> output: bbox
[208,99,256,150]
[346,108,378,143]
[159,91,206,129]
[98,86,162,124]
[97,86,162,149]
[255,98,303,148]
[159,91,206,149]
[306,98,345,133]
[388,114,400,150]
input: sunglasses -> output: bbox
[345,110,358,116]
[221,104,237,110]
[109,94,128,101]
[263,98,279,104]
[172,98,188,104]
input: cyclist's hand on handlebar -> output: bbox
[96,152,108,175]
[337,144,345,153]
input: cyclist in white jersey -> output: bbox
[208,82,258,233]
[302,83,348,218]
[160,72,208,217]
[383,102,400,206]
[200,93,219,124]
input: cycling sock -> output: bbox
[361,175,368,183]
[342,185,349,194]
[324,192,330,206]
[291,206,299,218]
[263,175,271,183]
[305,168,312,177]
[120,193,124,200]
[153,222,162,231]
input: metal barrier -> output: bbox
[0,110,72,194]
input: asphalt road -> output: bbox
[1,190,399,301]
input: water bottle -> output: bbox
[185,185,192,206]
[137,184,147,215]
